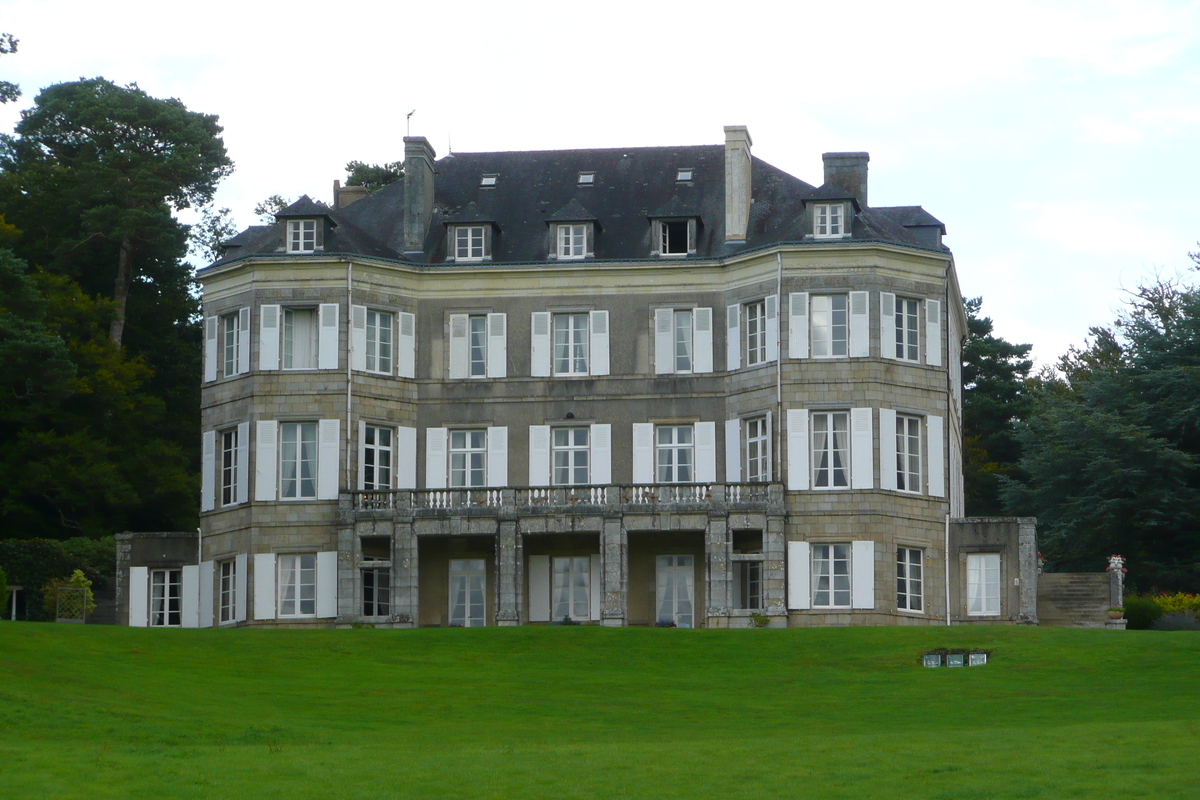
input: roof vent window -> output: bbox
[676,168,694,182]
[480,174,498,188]
[578,171,595,185]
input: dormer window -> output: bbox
[287,220,316,253]
[676,168,694,182]
[555,223,589,260]
[453,225,488,261]
[480,174,498,188]
[577,171,595,185]
[814,204,847,239]
[652,219,695,257]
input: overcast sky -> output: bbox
[2,0,1198,365]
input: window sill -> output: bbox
[897,608,925,615]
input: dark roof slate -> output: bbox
[547,198,597,222]
[275,195,332,218]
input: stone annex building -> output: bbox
[119,126,1040,630]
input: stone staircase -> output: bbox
[1037,573,1112,627]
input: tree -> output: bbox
[961,297,1033,515]
[0,34,19,104]
[344,160,402,191]
[254,194,290,223]
[0,78,233,345]
[188,205,238,264]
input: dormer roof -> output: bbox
[275,195,333,219]
[547,198,597,222]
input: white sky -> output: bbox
[2,0,1198,365]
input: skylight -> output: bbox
[578,171,595,185]
[676,168,694,182]
[480,174,498,188]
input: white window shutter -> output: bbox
[530,312,551,377]
[396,426,417,489]
[789,293,809,359]
[448,314,469,378]
[786,409,809,491]
[397,312,416,378]
[590,423,611,484]
[589,310,609,376]
[880,292,896,360]
[590,554,602,621]
[879,408,898,491]
[234,553,248,622]
[654,308,673,374]
[351,305,367,371]
[199,560,214,628]
[201,430,216,512]
[253,553,276,620]
[926,299,942,367]
[632,423,655,483]
[425,427,447,489]
[487,313,507,378]
[182,564,199,628]
[128,566,148,626]
[766,294,779,362]
[850,408,874,490]
[317,419,340,500]
[695,421,717,483]
[528,425,551,487]
[928,414,945,498]
[316,551,337,618]
[238,308,251,374]
[693,307,713,373]
[725,418,741,483]
[849,291,870,357]
[254,421,278,502]
[357,419,367,490]
[528,555,551,622]
[726,304,741,371]
[318,303,339,370]
[204,316,218,382]
[851,540,876,609]
[787,541,811,610]
[487,426,508,488]
[259,305,280,371]
[236,422,249,504]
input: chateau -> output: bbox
[121,126,1039,629]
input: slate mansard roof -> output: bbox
[210,142,947,268]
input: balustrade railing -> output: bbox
[350,483,775,512]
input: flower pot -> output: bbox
[1107,610,1124,620]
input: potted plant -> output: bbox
[1107,606,1125,620]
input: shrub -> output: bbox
[41,569,96,618]
[1148,592,1200,616]
[1124,596,1164,630]
[748,612,771,628]
[1152,612,1200,631]
[0,565,7,615]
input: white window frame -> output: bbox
[745,416,770,483]
[552,556,591,622]
[480,174,497,188]
[811,411,850,490]
[896,414,922,494]
[287,219,316,252]
[813,204,846,239]
[671,309,694,373]
[736,561,763,610]
[552,427,590,486]
[362,566,391,617]
[219,559,236,624]
[365,309,393,374]
[577,171,595,185]
[463,314,487,377]
[897,547,924,613]
[220,427,239,506]
[362,424,393,491]
[676,168,694,182]
[745,300,767,366]
[811,294,848,358]
[149,568,183,627]
[556,223,587,260]
[893,296,920,361]
[656,425,694,484]
[967,553,1001,616]
[811,543,852,608]
[454,225,487,261]
[279,421,318,500]
[552,312,589,376]
[221,311,240,377]
[282,307,319,370]
[449,558,487,627]
[449,429,487,488]
[656,219,691,256]
[277,553,317,618]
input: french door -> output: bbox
[656,555,695,628]
[449,559,487,627]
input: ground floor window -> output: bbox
[150,569,182,627]
[967,553,1001,616]
[897,547,923,612]
[812,544,851,608]
[219,560,236,623]
[362,567,390,617]
[552,556,590,621]
[656,555,694,628]
[449,559,486,627]
[735,561,763,610]
[278,554,316,617]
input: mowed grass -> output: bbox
[1,624,1198,799]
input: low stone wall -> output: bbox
[1037,573,1116,628]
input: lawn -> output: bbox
[1,624,1197,799]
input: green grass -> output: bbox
[1,624,1198,799]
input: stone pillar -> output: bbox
[336,520,358,623]
[705,514,730,627]
[600,516,628,626]
[393,519,418,628]
[1017,517,1039,625]
[495,518,521,626]
[1108,555,1126,608]
[763,511,788,625]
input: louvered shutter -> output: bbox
[851,540,876,609]
[448,314,469,378]
[487,313,507,378]
[632,423,655,483]
[316,551,337,618]
[397,312,416,378]
[238,308,251,374]
[880,292,896,360]
[259,305,280,371]
[590,555,602,620]
[201,430,216,512]
[849,291,869,357]
[351,305,367,371]
[850,408,874,490]
[317,419,339,500]
[765,411,773,481]
[234,553,248,623]
[589,310,609,375]
[425,428,447,489]
[879,408,897,491]
[693,307,713,373]
[654,308,673,374]
[789,293,809,359]
[765,294,779,362]
[695,421,717,483]
[254,421,278,501]
[528,425,551,487]
[128,567,148,626]
[204,316,218,382]
[357,420,368,491]
[531,312,551,377]
[236,422,249,504]
[590,423,611,484]
[487,427,508,488]
[199,561,214,628]
[925,299,942,367]
[396,426,417,489]
[725,418,741,483]
[181,566,200,628]
[726,304,741,371]
[253,553,276,620]
[787,541,811,610]
[927,414,945,498]
[528,555,551,622]
[318,303,339,370]
[786,409,809,490]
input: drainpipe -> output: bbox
[945,513,951,625]
[775,251,783,483]
[197,526,202,567]
[346,261,354,494]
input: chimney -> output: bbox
[333,179,369,209]
[403,136,436,254]
[822,152,869,207]
[724,125,752,242]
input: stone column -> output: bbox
[1017,517,1039,625]
[336,520,358,622]
[600,516,628,626]
[495,518,521,626]
[764,485,788,626]
[1108,554,1126,608]
[393,519,418,628]
[705,513,730,627]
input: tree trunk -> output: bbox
[109,235,134,346]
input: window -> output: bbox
[811,412,849,489]
[676,168,693,182]
[745,417,769,482]
[577,171,594,185]
[553,313,589,375]
[671,309,694,372]
[556,224,586,259]
[221,428,239,506]
[811,295,848,358]
[657,425,694,484]
[366,309,393,374]
[552,427,590,486]
[967,553,1001,616]
[745,300,767,366]
[277,554,316,617]
[656,219,690,256]
[812,544,851,608]
[656,307,713,376]
[895,415,921,493]
[454,225,486,261]
[736,561,763,610]
[813,204,845,238]
[893,297,919,361]
[280,422,318,499]
[468,315,488,377]
[480,174,497,187]
[552,556,590,621]
[363,425,393,491]
[897,548,923,612]
[221,312,240,377]
[449,429,487,488]
[150,569,182,626]
[287,219,316,252]
[362,567,390,616]
[449,559,486,627]
[282,307,318,369]
[219,560,236,623]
